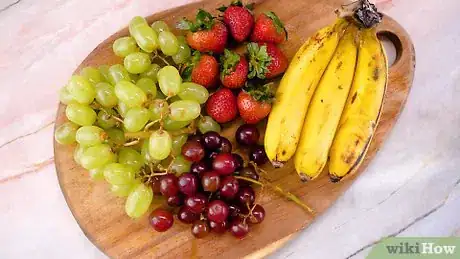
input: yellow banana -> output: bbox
[264,19,349,167]
[294,26,359,181]
[328,28,388,182]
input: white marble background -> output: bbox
[0,0,459,258]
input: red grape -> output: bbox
[232,153,244,170]
[209,220,228,234]
[191,220,210,238]
[240,166,259,181]
[150,208,174,232]
[178,173,198,196]
[182,141,205,162]
[218,137,232,153]
[207,151,219,161]
[249,145,268,165]
[248,204,265,224]
[220,176,239,199]
[201,171,221,192]
[167,193,184,207]
[188,135,203,144]
[177,206,199,224]
[202,131,221,150]
[236,186,255,206]
[184,194,207,214]
[151,176,162,194]
[207,200,229,223]
[160,174,179,197]
[212,153,237,175]
[191,161,209,177]
[236,124,260,146]
[228,203,242,218]
[229,217,249,239]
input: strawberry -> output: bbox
[237,82,274,124]
[218,1,254,42]
[206,88,238,123]
[183,51,219,89]
[250,11,287,44]
[177,9,228,53]
[220,49,249,89]
[247,42,288,79]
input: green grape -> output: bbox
[98,65,110,82]
[89,167,105,181]
[80,67,103,85]
[59,86,75,105]
[55,121,79,145]
[117,102,130,117]
[158,31,179,56]
[106,128,125,147]
[67,75,96,105]
[170,155,192,175]
[118,147,144,170]
[169,100,201,121]
[76,125,106,147]
[178,82,209,104]
[140,63,160,83]
[124,52,151,74]
[151,20,170,33]
[149,130,172,160]
[136,77,157,98]
[131,24,159,53]
[172,40,191,64]
[129,16,148,34]
[111,181,138,197]
[108,64,132,85]
[197,116,221,133]
[66,103,97,126]
[95,82,118,108]
[97,109,117,129]
[81,144,114,170]
[74,144,87,165]
[125,182,153,219]
[149,99,169,121]
[124,107,150,132]
[103,163,136,185]
[163,116,192,131]
[140,140,159,164]
[114,81,147,107]
[157,66,182,97]
[113,36,139,57]
[171,134,188,156]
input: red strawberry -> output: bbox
[251,12,287,44]
[218,1,254,42]
[220,49,249,89]
[237,83,274,124]
[247,42,288,79]
[183,52,219,89]
[206,88,238,123]
[178,9,228,53]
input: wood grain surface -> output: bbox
[54,0,415,258]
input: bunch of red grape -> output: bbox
[149,124,267,239]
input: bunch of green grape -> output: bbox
[55,17,221,219]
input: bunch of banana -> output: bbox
[264,0,388,182]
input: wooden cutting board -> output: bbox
[54,0,415,258]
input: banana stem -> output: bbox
[234,176,315,214]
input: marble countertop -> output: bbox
[1,0,459,258]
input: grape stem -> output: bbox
[123,139,140,147]
[152,51,170,66]
[234,176,315,214]
[144,119,160,131]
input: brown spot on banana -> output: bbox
[373,67,380,81]
[298,173,310,182]
[329,174,342,183]
[351,92,358,104]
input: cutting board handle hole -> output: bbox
[377,31,402,67]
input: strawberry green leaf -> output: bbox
[264,11,288,40]
[247,42,272,79]
[177,19,194,31]
[245,3,255,10]
[231,0,243,6]
[220,49,241,76]
[217,5,228,12]
[244,81,275,103]
[196,9,215,30]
